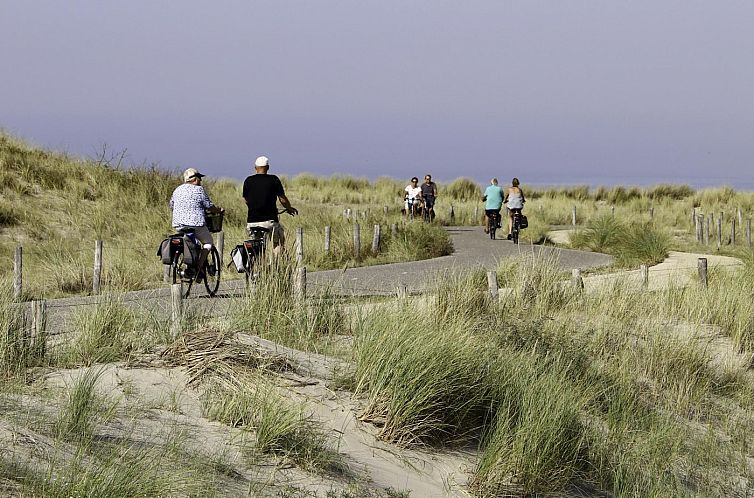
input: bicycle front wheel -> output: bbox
[203,247,221,296]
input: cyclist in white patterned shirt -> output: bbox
[170,168,222,246]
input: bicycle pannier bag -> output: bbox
[229,245,248,273]
[183,236,200,266]
[157,238,172,264]
[519,215,528,229]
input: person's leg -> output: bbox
[271,222,286,257]
[193,226,214,248]
[508,210,513,235]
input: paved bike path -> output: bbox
[307,226,612,295]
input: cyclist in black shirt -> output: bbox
[420,174,438,221]
[242,156,298,256]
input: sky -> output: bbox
[1,1,753,187]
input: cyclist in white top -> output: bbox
[170,168,222,246]
[403,177,422,218]
[503,177,525,239]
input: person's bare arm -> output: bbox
[278,194,298,215]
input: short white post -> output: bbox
[486,271,498,301]
[572,268,583,290]
[294,266,307,301]
[640,264,649,289]
[698,258,708,289]
[30,299,47,357]
[93,240,104,294]
[571,206,577,226]
[216,231,225,269]
[397,285,408,299]
[324,226,331,255]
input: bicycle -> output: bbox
[167,230,221,298]
[422,196,435,223]
[510,209,523,245]
[233,209,292,285]
[406,197,422,220]
[487,210,500,240]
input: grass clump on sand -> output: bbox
[350,253,754,496]
[569,214,670,267]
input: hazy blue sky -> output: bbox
[2,1,753,187]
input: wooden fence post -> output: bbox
[649,207,654,220]
[372,224,381,254]
[93,240,103,295]
[324,226,331,255]
[396,285,408,299]
[294,266,307,301]
[14,246,22,301]
[572,268,583,290]
[737,207,742,227]
[572,206,577,226]
[717,215,722,248]
[29,299,47,358]
[704,216,710,245]
[449,205,455,224]
[747,218,752,248]
[698,258,708,289]
[170,283,183,338]
[486,271,498,301]
[217,231,225,269]
[295,227,304,266]
[474,205,479,223]
[731,218,736,245]
[391,223,398,239]
[640,264,649,289]
[695,215,703,242]
[353,224,361,260]
[383,205,389,216]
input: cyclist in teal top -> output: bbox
[482,178,504,233]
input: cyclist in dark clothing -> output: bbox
[242,156,298,256]
[420,174,438,221]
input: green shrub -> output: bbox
[444,178,481,202]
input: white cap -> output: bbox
[254,156,269,167]
[183,168,205,182]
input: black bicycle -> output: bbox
[168,231,221,297]
[240,226,269,285]
[487,210,500,240]
[510,209,523,245]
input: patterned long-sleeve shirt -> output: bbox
[170,184,213,227]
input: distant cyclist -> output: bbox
[170,167,222,246]
[242,156,298,256]
[403,177,422,218]
[503,177,526,240]
[420,174,438,221]
[482,178,504,234]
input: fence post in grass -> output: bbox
[738,207,742,227]
[649,206,654,220]
[383,205,388,217]
[692,207,696,229]
[640,264,649,289]
[372,224,381,254]
[449,204,455,224]
[13,246,22,301]
[486,271,498,301]
[391,223,398,239]
[572,206,577,226]
[611,205,615,217]
[295,227,304,266]
[717,215,722,248]
[704,216,710,245]
[731,218,736,245]
[695,215,703,243]
[572,268,584,290]
[353,224,361,260]
[294,266,306,301]
[698,258,708,289]
[29,299,47,358]
[324,226,331,255]
[170,283,183,338]
[747,218,752,247]
[397,285,408,299]
[474,205,479,223]
[216,231,225,269]
[93,240,103,295]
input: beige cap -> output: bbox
[183,168,205,182]
[254,156,270,167]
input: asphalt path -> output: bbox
[41,226,611,334]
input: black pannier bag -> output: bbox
[157,236,184,265]
[519,215,528,229]
[182,236,200,267]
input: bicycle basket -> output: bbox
[205,211,224,233]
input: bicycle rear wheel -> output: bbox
[172,253,194,297]
[489,216,496,239]
[203,247,221,296]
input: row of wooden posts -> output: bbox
[484,258,713,299]
[692,208,752,247]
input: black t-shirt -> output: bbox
[421,182,436,198]
[242,174,285,222]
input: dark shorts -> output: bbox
[485,209,501,217]
[423,196,435,209]
[509,208,522,215]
